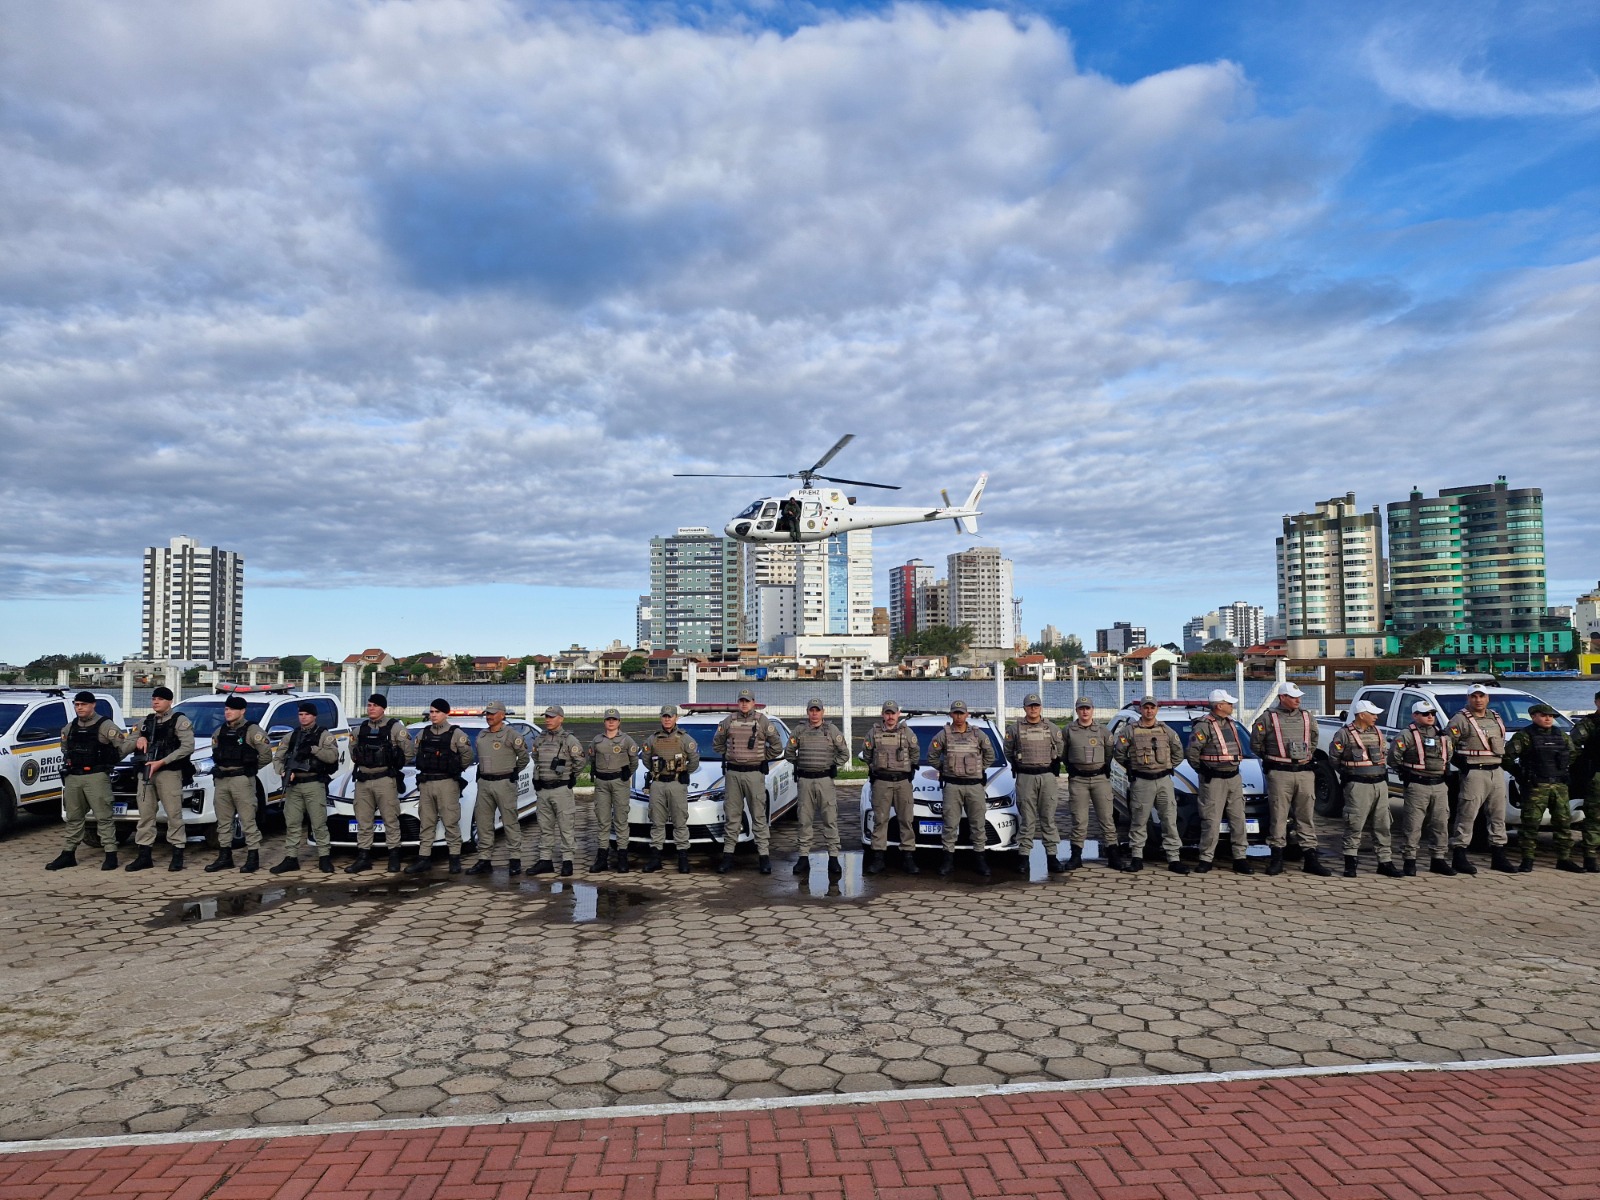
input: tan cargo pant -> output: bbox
[1067,774,1115,850]
[1342,779,1392,861]
[940,782,989,854]
[722,768,770,853]
[135,769,186,849]
[62,773,117,854]
[869,778,915,851]
[1265,768,1317,850]
[1198,773,1248,863]
[1014,772,1061,853]
[282,780,330,858]
[535,784,575,861]
[1127,775,1183,862]
[474,778,522,862]
[1453,766,1508,849]
[649,780,690,850]
[591,776,632,846]
[213,774,261,850]
[1401,781,1450,860]
[417,778,462,855]
[353,774,402,851]
[795,776,840,855]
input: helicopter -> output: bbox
[675,435,987,544]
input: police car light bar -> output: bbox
[215,682,299,695]
[679,703,767,711]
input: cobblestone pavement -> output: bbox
[2,788,1597,1142]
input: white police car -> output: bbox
[3,688,126,835]
[858,711,1019,854]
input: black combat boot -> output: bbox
[900,851,919,875]
[45,851,76,870]
[529,859,554,875]
[1302,850,1332,877]
[466,860,492,875]
[1123,856,1143,873]
[558,859,571,877]
[102,852,119,871]
[592,848,610,873]
[1490,846,1517,872]
[717,853,734,874]
[125,846,154,872]
[1431,857,1457,876]
[205,850,234,873]
[1046,852,1064,874]
[617,850,631,873]
[938,851,956,877]
[403,855,431,875]
[345,852,371,874]
[1266,848,1284,876]
[793,856,809,876]
[508,858,522,876]
[827,856,842,878]
[758,854,771,875]
[1453,847,1478,875]
[270,856,299,875]
[609,846,624,872]
[973,854,991,879]
[1066,845,1083,870]
[865,850,885,875]
[240,850,259,874]
[1586,856,1599,873]
[319,855,334,874]
[168,849,184,872]
[1168,859,1191,875]
[1194,859,1213,874]
[1105,843,1123,871]
[1232,857,1253,875]
[386,850,401,873]
[1519,855,1535,873]
[447,855,461,874]
[1556,857,1584,873]
[1343,855,1358,878]
[643,850,662,873]
[1403,858,1417,876]
[1117,842,1133,869]
[1376,860,1402,877]
[676,851,690,874]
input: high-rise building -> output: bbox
[1575,583,1600,647]
[740,542,800,642]
[888,559,935,638]
[649,527,742,657]
[1039,625,1065,648]
[634,595,653,649]
[917,578,949,630]
[948,546,1014,651]
[872,607,890,638]
[1210,602,1265,649]
[141,536,244,664]
[794,530,873,637]
[1181,614,1209,655]
[1276,493,1385,636]
[1096,622,1147,654]
[1386,488,1467,634]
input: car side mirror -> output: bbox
[1337,710,1347,722]
[268,726,295,739]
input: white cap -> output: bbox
[1411,701,1433,714]
[1352,699,1384,716]
[1209,689,1238,705]
[1467,683,1490,695]
[1277,682,1305,698]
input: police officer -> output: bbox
[1504,704,1582,873]
[1445,682,1516,874]
[1006,693,1064,874]
[528,705,584,877]
[1064,697,1118,870]
[1113,697,1189,874]
[712,689,782,875]
[46,692,134,871]
[467,701,531,876]
[1390,701,1455,877]
[407,698,473,874]
[588,708,639,873]
[930,700,995,879]
[270,701,339,875]
[1331,699,1398,878]
[348,693,414,874]
[1250,682,1331,877]
[784,699,851,878]
[126,685,195,872]
[1186,689,1251,875]
[862,700,922,875]
[641,704,699,873]
[1570,690,1600,873]
[205,694,271,874]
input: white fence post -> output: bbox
[1070,664,1080,709]
[687,660,698,705]
[122,663,134,715]
[842,662,854,764]
[1115,662,1125,711]
[994,660,1005,724]
[1142,660,1154,700]
[525,667,536,719]
[1168,661,1179,699]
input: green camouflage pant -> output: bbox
[1583,775,1600,856]
[1519,782,1572,860]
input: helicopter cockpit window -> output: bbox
[759,501,778,520]
[736,500,763,519]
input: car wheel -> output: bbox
[0,783,17,839]
[1313,761,1340,820]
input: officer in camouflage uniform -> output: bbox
[466,701,530,876]
[270,701,340,875]
[1390,701,1455,877]
[1570,690,1600,873]
[126,686,196,872]
[347,693,415,874]
[712,689,782,875]
[406,698,474,875]
[1250,682,1330,877]
[1186,689,1251,875]
[862,700,923,875]
[587,707,640,873]
[1446,683,1516,874]
[1064,697,1119,870]
[930,700,995,879]
[1503,703,1582,873]
[1331,699,1399,879]
[1006,693,1064,875]
[46,691,134,872]
[1113,697,1189,874]
[641,704,700,874]
[529,704,585,877]
[785,699,851,878]
[205,694,271,874]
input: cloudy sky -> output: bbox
[2,0,1596,663]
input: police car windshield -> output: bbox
[677,723,723,762]
[1432,694,1572,732]
[910,724,1006,767]
[174,700,271,738]
[0,704,26,736]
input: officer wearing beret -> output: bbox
[406,698,474,874]
[205,694,271,874]
[46,692,134,872]
[127,685,195,872]
[348,693,415,874]
[271,701,340,875]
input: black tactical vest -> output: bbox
[354,719,401,775]
[64,718,118,775]
[415,724,460,780]
[285,724,334,782]
[212,722,258,777]
[1522,727,1571,783]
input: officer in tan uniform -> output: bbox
[1063,697,1118,870]
[1250,682,1331,877]
[930,700,995,879]
[712,689,782,875]
[784,699,851,878]
[641,704,700,874]
[466,701,530,876]
[529,704,585,877]
[270,701,340,875]
[1445,683,1516,874]
[862,700,922,875]
[1113,697,1189,874]
[406,698,474,875]
[347,693,415,874]
[205,694,271,874]
[1185,689,1251,874]
[1390,701,1455,877]
[1006,693,1064,874]
[127,686,195,872]
[587,707,640,873]
[46,692,134,872]
[1331,699,1399,878]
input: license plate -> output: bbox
[371,821,385,831]
[917,820,943,836]
[113,803,127,816]
[1220,820,1262,834]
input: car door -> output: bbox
[766,718,797,818]
[16,701,67,802]
[510,721,537,817]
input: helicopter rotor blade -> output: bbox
[815,474,901,490]
[807,434,855,475]
[671,473,792,479]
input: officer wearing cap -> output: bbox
[1186,689,1251,874]
[712,689,782,875]
[1113,697,1188,874]
[1331,699,1397,878]
[1445,683,1515,874]
[784,698,851,878]
[862,699,922,874]
[348,693,415,874]
[930,700,995,878]
[1063,697,1118,870]
[204,694,271,874]
[1503,704,1581,873]
[588,707,640,873]
[1006,693,1064,874]
[406,698,474,875]
[529,705,585,877]
[1250,682,1331,877]
[45,692,134,872]
[467,701,531,877]
[126,685,196,872]
[1390,701,1455,877]
[270,701,340,875]
[1570,689,1600,873]
[641,704,700,873]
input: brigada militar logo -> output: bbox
[20,758,41,786]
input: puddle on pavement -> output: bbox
[148,877,452,926]
[516,881,659,925]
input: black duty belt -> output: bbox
[941,776,984,786]
[355,768,394,780]
[724,764,765,772]
[869,771,913,782]
[1013,764,1055,775]
[213,767,255,779]
[1344,771,1386,782]
[535,780,574,791]
[1199,766,1240,779]
[1131,769,1174,780]
[1067,767,1110,778]
[1409,775,1446,785]
[477,771,514,781]
[417,773,460,784]
[1462,763,1501,771]
[593,770,630,781]
[795,770,834,779]
[1264,762,1314,772]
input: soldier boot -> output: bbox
[205,850,234,873]
[529,859,554,875]
[938,851,956,877]
[1376,860,1402,878]
[125,847,154,872]
[717,853,734,874]
[973,854,991,879]
[102,852,119,871]
[758,854,771,874]
[240,851,259,873]
[271,856,299,875]
[385,850,401,873]
[168,849,184,872]
[45,851,76,870]
[319,855,334,874]
[403,856,430,875]
[1232,857,1253,875]
[1452,847,1477,875]
[1066,845,1083,870]
[1168,859,1191,875]
[465,859,491,875]
[508,859,522,876]
[559,860,572,877]
[1123,857,1143,873]
[592,848,610,873]
[792,857,808,876]
[865,850,885,875]
[901,851,919,874]
[1585,856,1599,873]
[1519,855,1535,872]
[1303,850,1331,877]
[643,850,661,873]
[616,850,630,873]
[1266,848,1284,876]
[345,853,372,874]
[676,851,690,874]
[1431,857,1456,876]
[447,856,460,874]
[1403,858,1417,876]
[609,847,624,872]
[1556,857,1584,873]
[827,856,842,878]
[1343,855,1358,878]
[1491,847,1517,873]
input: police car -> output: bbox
[1107,701,1271,858]
[325,711,538,849]
[625,705,799,849]
[857,711,1019,854]
[1,688,126,835]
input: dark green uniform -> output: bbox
[1503,725,1578,865]
[1571,711,1600,866]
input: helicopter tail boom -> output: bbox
[938,473,986,535]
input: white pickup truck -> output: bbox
[0,688,127,835]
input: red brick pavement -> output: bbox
[3,1062,1598,1199]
